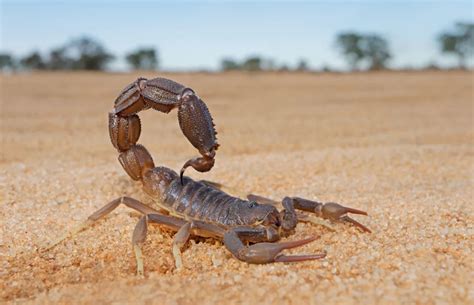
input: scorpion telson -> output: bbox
[44,77,371,276]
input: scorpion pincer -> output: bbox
[45,77,371,276]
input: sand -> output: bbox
[1,71,473,304]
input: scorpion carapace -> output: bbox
[45,76,370,276]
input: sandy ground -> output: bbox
[1,71,473,304]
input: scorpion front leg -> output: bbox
[223,227,326,264]
[249,195,371,233]
[287,197,371,233]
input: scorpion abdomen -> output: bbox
[142,167,278,228]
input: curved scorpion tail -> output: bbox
[108,112,154,181]
[109,77,218,183]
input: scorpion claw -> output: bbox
[340,215,372,233]
[274,252,327,263]
[241,237,325,264]
[343,206,368,216]
[321,202,370,233]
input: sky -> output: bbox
[1,0,473,71]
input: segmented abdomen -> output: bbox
[163,177,251,226]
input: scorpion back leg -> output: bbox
[223,226,326,264]
[44,195,226,275]
[42,197,160,251]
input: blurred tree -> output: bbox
[262,58,276,71]
[126,48,158,70]
[336,32,391,71]
[278,64,290,72]
[220,58,240,71]
[438,22,474,69]
[68,37,114,70]
[335,33,364,70]
[296,59,309,71]
[321,65,332,72]
[362,35,391,70]
[47,47,73,70]
[20,51,46,70]
[45,37,113,70]
[241,56,262,71]
[424,61,440,71]
[0,53,16,71]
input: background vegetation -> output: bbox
[0,22,472,73]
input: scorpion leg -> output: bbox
[43,194,224,275]
[132,215,148,276]
[284,197,371,233]
[247,194,334,230]
[248,194,368,232]
[146,214,227,271]
[223,227,326,264]
[129,214,193,275]
[172,222,193,270]
[131,214,189,275]
[133,214,220,275]
[42,197,159,251]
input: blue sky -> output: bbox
[1,1,472,71]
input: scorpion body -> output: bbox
[46,77,370,276]
[148,170,277,227]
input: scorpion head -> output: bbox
[244,202,281,228]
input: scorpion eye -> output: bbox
[248,201,257,208]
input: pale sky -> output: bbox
[1,0,473,71]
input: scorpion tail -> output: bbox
[179,156,215,185]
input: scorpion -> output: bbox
[45,77,371,276]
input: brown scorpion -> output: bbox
[45,77,370,275]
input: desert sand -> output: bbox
[1,71,473,304]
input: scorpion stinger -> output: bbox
[177,88,219,185]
